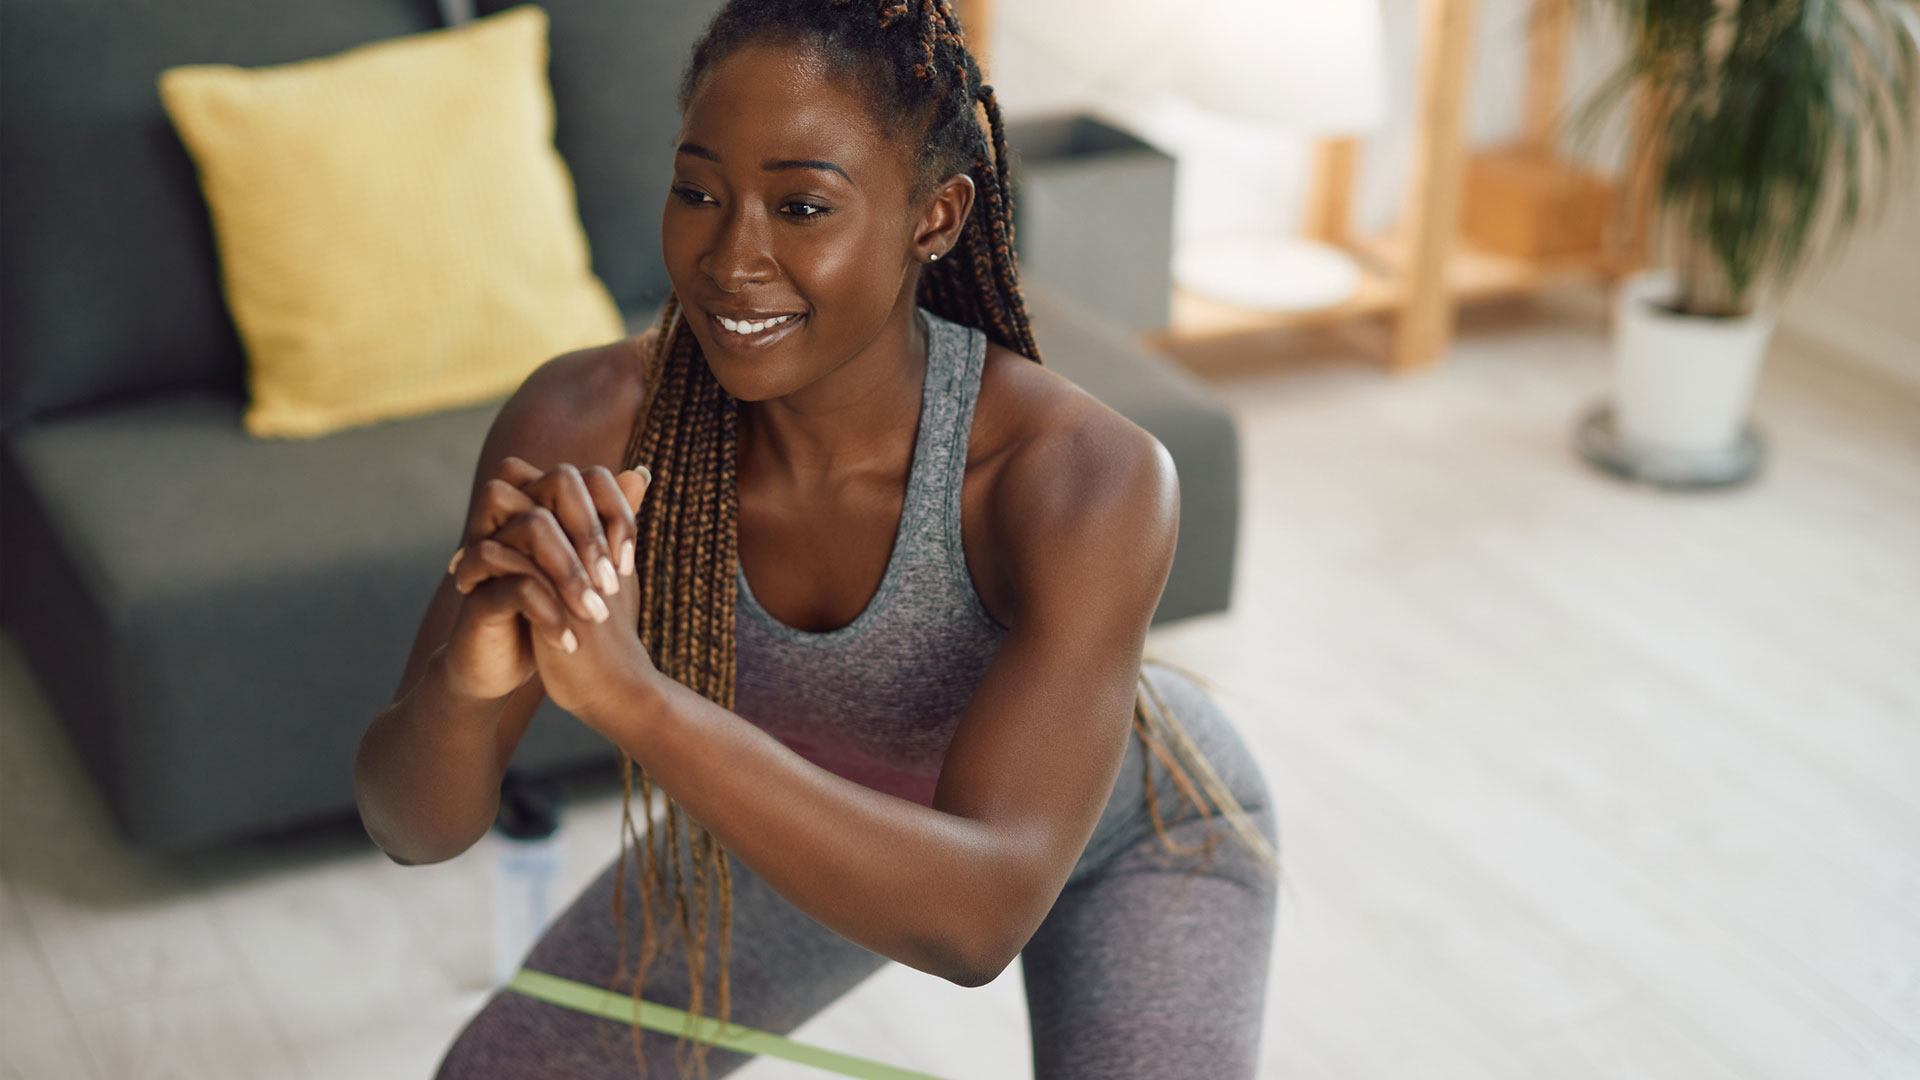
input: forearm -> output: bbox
[354,645,510,865]
[599,673,1022,986]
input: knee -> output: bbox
[432,992,535,1080]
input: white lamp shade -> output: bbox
[1173,0,1389,133]
[1006,0,1388,136]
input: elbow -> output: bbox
[943,930,1023,988]
[935,849,1053,987]
[907,918,1016,988]
[937,904,1034,989]
[946,955,1011,989]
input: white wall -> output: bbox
[1779,139,1920,387]
[986,0,1629,249]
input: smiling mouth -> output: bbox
[709,311,804,343]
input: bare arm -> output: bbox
[581,417,1179,986]
[353,579,547,865]
[355,333,653,865]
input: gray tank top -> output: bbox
[732,305,1012,807]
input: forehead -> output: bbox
[679,40,905,185]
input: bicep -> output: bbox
[932,427,1179,893]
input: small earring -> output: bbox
[929,251,940,262]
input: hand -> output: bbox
[440,457,651,707]
[524,499,651,731]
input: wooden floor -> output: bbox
[3,290,1916,1079]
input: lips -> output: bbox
[705,308,805,350]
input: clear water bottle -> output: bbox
[490,769,566,988]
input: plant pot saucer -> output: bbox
[1573,400,1764,490]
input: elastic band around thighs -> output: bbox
[504,968,950,1080]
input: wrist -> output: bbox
[582,661,669,741]
[425,644,515,721]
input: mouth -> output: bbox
[706,310,805,349]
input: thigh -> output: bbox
[434,817,892,1079]
[1021,662,1282,1080]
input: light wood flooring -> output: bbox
[3,289,1916,1079]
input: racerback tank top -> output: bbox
[732,304,1013,807]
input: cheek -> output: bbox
[660,213,696,279]
[807,222,909,313]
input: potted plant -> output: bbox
[1572,0,1919,487]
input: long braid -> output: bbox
[599,2,1277,1075]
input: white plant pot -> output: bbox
[1613,269,1777,454]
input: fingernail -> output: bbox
[633,465,652,487]
[561,629,578,653]
[584,589,610,623]
[595,555,619,595]
[448,547,465,575]
[619,539,635,577]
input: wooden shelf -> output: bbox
[1147,230,1618,352]
[1142,0,1645,374]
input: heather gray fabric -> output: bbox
[432,305,1280,1077]
[435,662,1278,1079]
[730,306,1011,809]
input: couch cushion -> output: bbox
[0,0,443,434]
[0,299,665,849]
[7,293,660,625]
[473,0,726,311]
[156,4,626,440]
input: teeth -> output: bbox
[717,313,795,334]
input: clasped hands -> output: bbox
[443,454,657,732]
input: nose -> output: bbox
[698,199,777,292]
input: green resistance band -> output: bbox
[505,968,951,1080]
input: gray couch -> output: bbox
[0,0,1241,853]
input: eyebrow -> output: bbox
[676,142,852,184]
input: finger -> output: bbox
[452,536,543,597]
[580,466,639,584]
[496,455,546,486]
[488,507,611,625]
[467,572,575,653]
[611,466,652,577]
[617,465,652,513]
[468,476,540,554]
[521,463,618,600]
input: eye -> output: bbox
[782,200,831,222]
[671,186,712,206]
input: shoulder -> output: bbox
[472,328,655,483]
[978,340,1179,619]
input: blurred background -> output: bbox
[2,0,1917,1077]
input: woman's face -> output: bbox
[664,40,964,402]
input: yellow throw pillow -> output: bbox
[158,4,626,439]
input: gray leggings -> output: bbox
[434,661,1281,1078]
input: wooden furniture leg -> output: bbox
[1303,138,1361,247]
[1392,0,1479,374]
[1523,0,1571,152]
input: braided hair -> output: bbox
[604,2,1279,1074]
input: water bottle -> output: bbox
[490,769,566,988]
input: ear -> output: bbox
[911,172,976,261]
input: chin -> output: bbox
[695,341,784,403]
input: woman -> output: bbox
[356,1,1280,1075]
